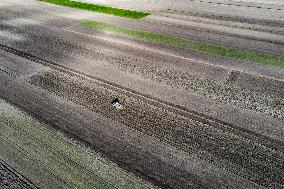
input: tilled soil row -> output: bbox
[0,160,36,189]
[165,10,284,28]
[1,34,282,120]
[0,73,206,189]
[105,52,284,119]
[30,70,284,188]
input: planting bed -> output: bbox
[29,70,284,188]
[0,99,156,189]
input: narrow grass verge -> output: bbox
[81,21,284,68]
[39,0,150,19]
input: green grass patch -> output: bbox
[81,21,284,68]
[39,0,150,19]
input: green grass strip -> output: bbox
[39,0,150,19]
[81,21,284,68]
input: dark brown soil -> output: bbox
[29,70,284,188]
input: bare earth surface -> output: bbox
[0,0,283,189]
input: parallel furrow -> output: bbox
[1,43,284,188]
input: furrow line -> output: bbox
[0,43,283,153]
